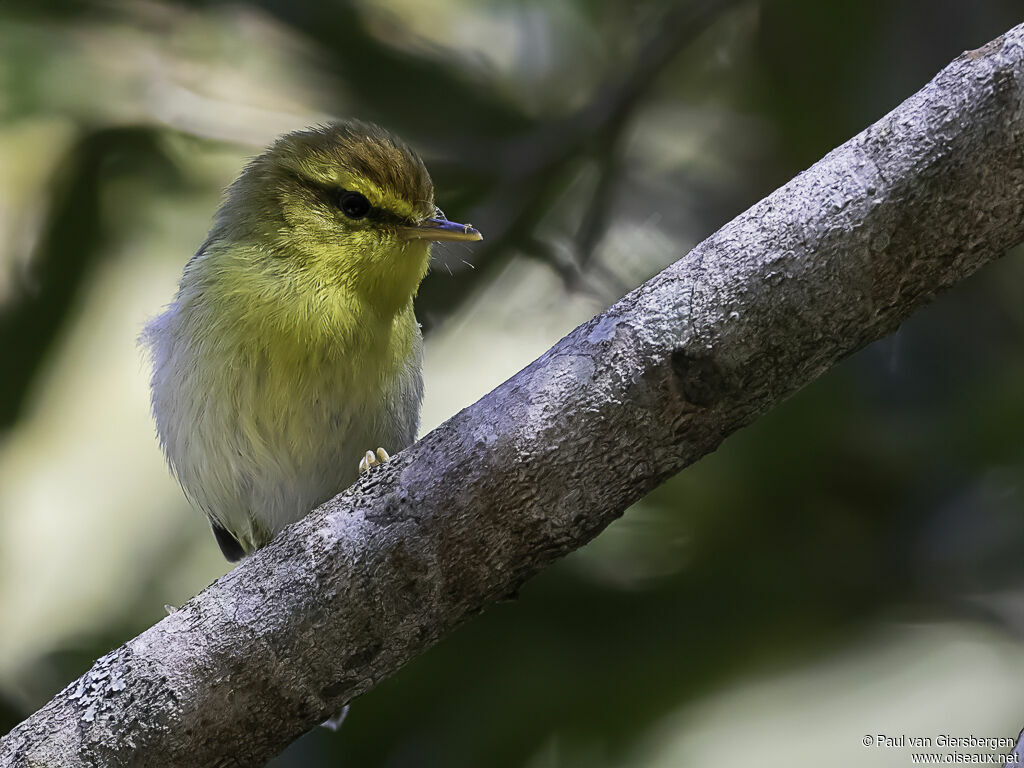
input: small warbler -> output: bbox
[144,121,482,561]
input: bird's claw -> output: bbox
[321,704,351,731]
[359,447,391,474]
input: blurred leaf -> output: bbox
[0,125,180,430]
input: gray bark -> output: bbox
[1010,728,1024,765]
[4,23,1024,768]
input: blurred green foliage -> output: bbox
[2,1,1024,766]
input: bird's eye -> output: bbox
[337,191,371,219]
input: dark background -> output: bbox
[2,1,1023,766]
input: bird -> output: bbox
[143,121,482,562]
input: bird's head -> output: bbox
[205,121,481,318]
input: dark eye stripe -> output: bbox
[364,206,410,227]
[295,174,415,226]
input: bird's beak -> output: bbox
[398,217,483,243]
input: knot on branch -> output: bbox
[670,348,726,408]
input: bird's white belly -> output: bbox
[155,339,420,552]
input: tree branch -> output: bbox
[4,23,1024,768]
[415,0,745,329]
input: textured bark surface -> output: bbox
[3,23,1024,768]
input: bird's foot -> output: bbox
[358,447,391,474]
[321,704,350,731]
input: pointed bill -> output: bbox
[398,217,483,243]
